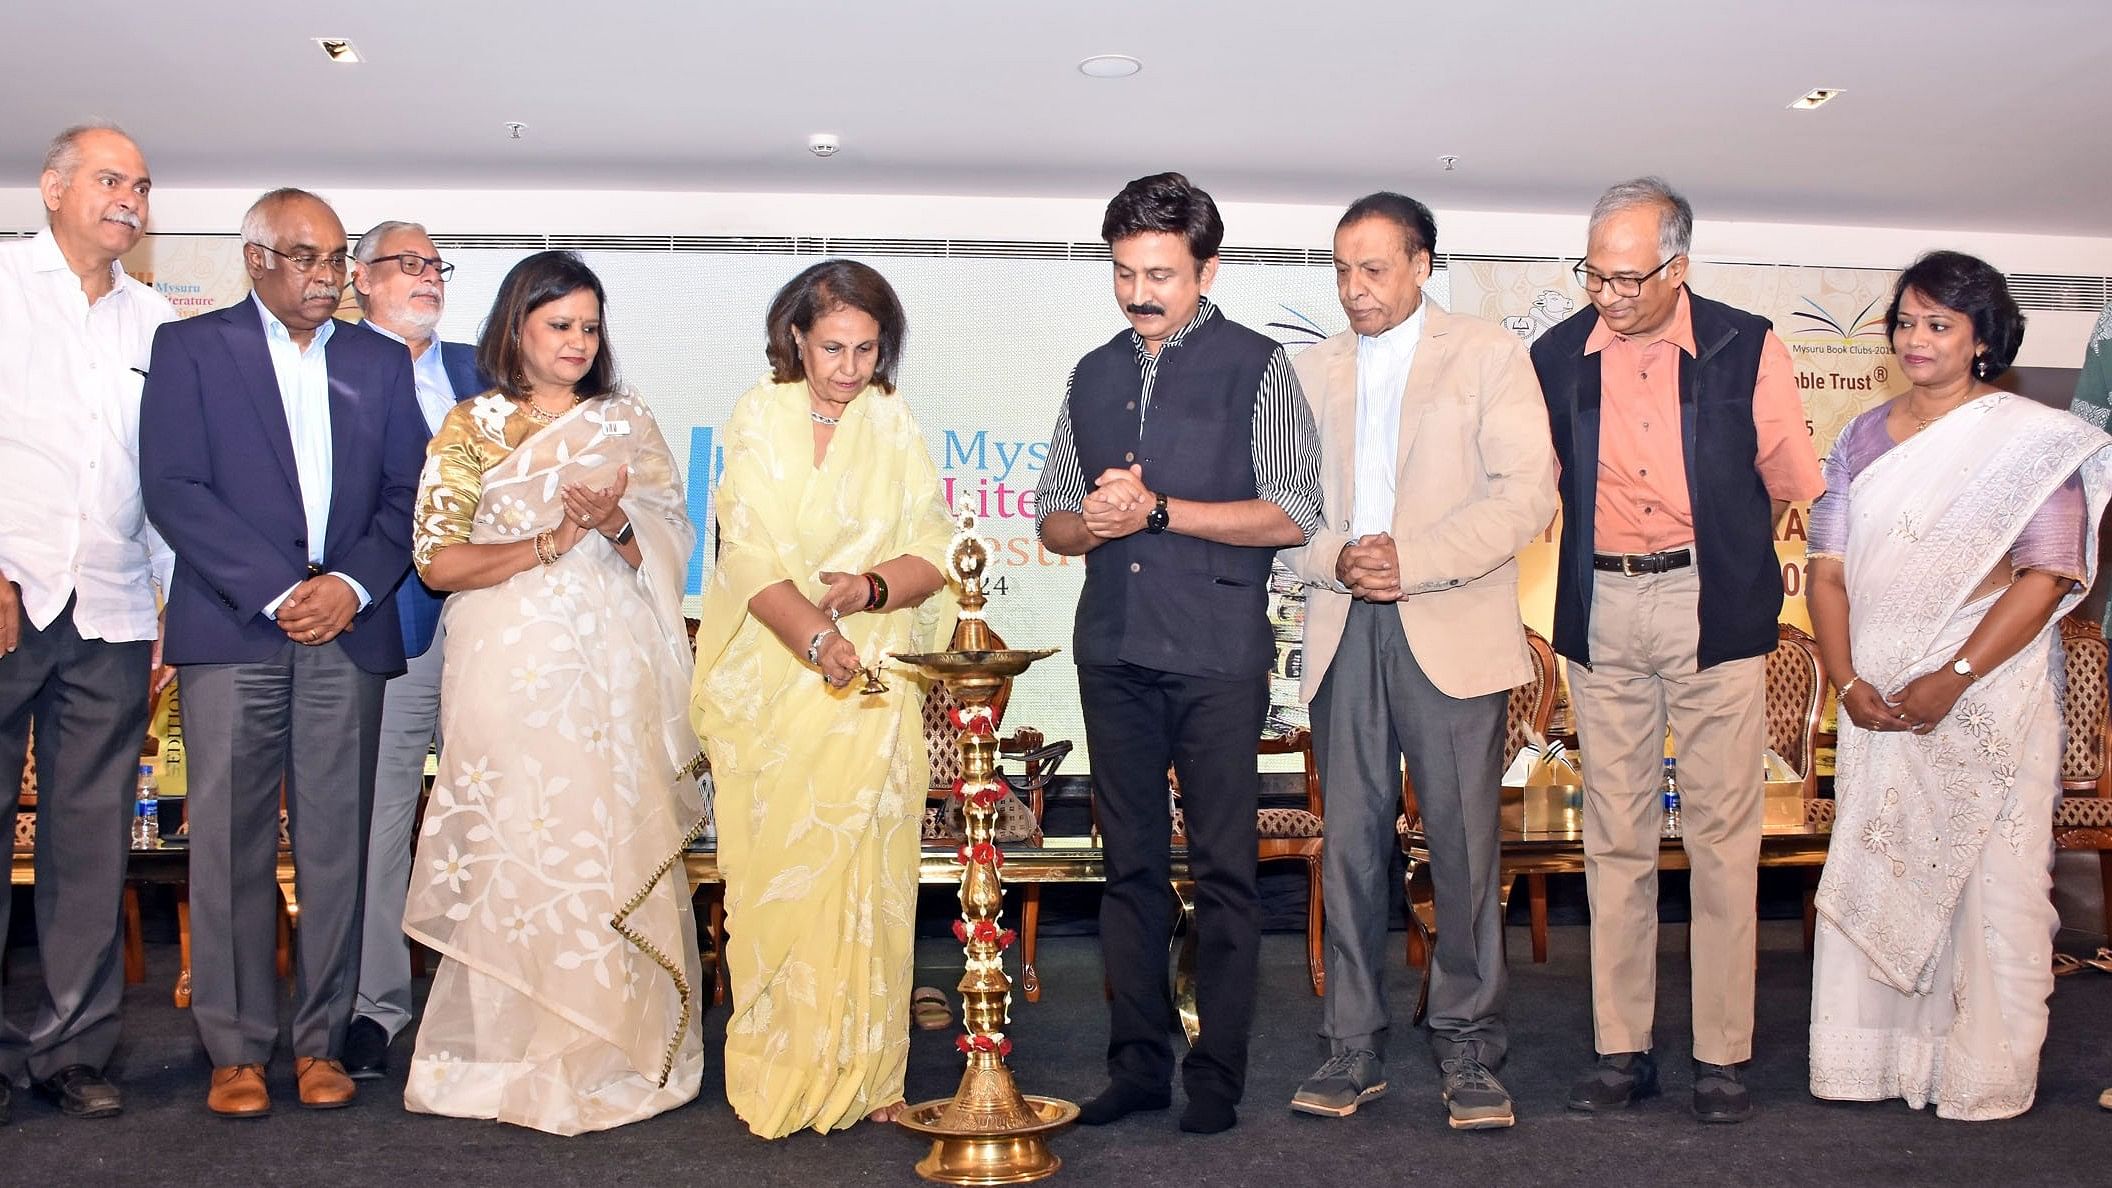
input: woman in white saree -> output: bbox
[401,252,706,1135]
[1809,251,2112,1120]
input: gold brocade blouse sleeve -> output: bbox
[413,401,492,578]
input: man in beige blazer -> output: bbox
[1281,193,1556,1130]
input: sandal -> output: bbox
[912,986,951,1031]
[2084,947,2112,974]
[2054,953,2085,977]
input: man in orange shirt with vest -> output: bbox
[1529,178,1823,1124]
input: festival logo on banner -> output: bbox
[121,235,250,319]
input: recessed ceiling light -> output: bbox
[314,37,362,64]
[1788,87,1843,110]
[1078,54,1142,79]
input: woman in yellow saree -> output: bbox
[691,260,955,1138]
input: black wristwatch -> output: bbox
[1144,492,1169,535]
[613,521,636,546]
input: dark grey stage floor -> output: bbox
[5,921,2112,1186]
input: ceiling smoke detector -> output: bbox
[808,133,841,158]
[1077,54,1142,79]
[1788,87,1844,110]
[314,37,362,64]
[505,122,527,140]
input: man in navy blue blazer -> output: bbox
[338,220,486,1081]
[139,188,426,1117]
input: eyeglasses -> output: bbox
[248,242,350,274]
[1572,256,1679,298]
[379,252,455,281]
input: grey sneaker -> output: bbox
[1289,1049,1387,1117]
[1439,1057,1515,1130]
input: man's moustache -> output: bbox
[1126,304,1165,317]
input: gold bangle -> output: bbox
[535,530,556,566]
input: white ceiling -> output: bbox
[4,0,2107,235]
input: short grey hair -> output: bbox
[1589,176,1694,260]
[354,219,428,265]
[42,121,130,181]
[240,187,332,254]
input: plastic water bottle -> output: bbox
[1661,756,1681,838]
[133,764,160,849]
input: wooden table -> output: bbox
[15,836,1205,1037]
[685,836,1203,1039]
[1399,785,1833,1022]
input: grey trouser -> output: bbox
[181,640,383,1066]
[0,598,149,1080]
[356,617,444,1040]
[1311,600,1509,1067]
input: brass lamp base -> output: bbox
[899,1094,1081,1185]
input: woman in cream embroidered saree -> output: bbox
[402,252,705,1135]
[691,261,954,1138]
[1808,253,2112,1120]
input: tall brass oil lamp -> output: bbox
[892,507,1076,1184]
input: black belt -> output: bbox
[1592,548,1692,575]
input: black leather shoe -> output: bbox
[1076,1082,1171,1126]
[343,1017,390,1081]
[1566,1051,1659,1111]
[32,1065,123,1119]
[1692,1061,1753,1123]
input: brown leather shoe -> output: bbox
[207,1064,271,1118]
[295,1057,356,1109]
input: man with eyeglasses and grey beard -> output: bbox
[140,188,427,1118]
[0,122,177,1124]
[340,222,486,1082]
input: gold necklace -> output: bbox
[521,394,581,424]
[1904,396,1965,434]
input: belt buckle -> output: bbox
[1622,553,1640,577]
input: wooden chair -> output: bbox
[1164,729,1326,996]
[1398,625,1557,965]
[1755,623,1830,951]
[2052,614,2112,934]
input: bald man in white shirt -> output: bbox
[0,122,178,1123]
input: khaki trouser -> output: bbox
[1565,564,1766,1067]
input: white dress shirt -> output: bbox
[361,319,462,433]
[253,295,369,615]
[0,229,177,641]
[1350,303,1425,538]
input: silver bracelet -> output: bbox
[805,627,838,666]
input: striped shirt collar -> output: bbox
[1130,297,1218,366]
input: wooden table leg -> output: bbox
[122,885,146,984]
[174,889,193,1009]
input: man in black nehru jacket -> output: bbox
[1034,171,1322,1135]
